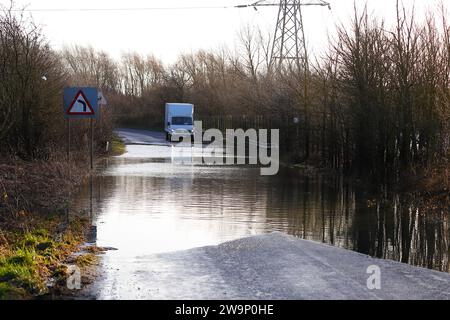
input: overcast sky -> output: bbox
[0,0,446,64]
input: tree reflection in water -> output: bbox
[270,171,449,273]
[73,158,449,274]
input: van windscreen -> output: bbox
[172,117,193,125]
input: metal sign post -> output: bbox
[67,118,71,159]
[64,87,99,170]
[90,118,94,170]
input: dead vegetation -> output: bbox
[0,157,87,218]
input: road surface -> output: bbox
[116,128,168,146]
[84,232,449,300]
[80,128,450,300]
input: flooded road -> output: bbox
[73,129,449,299]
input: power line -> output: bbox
[236,1,331,9]
[7,1,331,13]
[8,6,238,12]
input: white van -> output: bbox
[164,103,194,141]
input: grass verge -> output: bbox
[109,135,126,156]
[0,213,96,299]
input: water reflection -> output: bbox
[267,173,449,272]
[72,146,449,273]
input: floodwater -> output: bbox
[73,144,449,297]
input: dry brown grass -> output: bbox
[0,157,88,219]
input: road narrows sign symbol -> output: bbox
[66,90,95,115]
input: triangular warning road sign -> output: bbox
[66,90,95,115]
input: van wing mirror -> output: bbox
[167,122,171,126]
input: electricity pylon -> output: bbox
[237,0,330,161]
[237,0,330,69]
